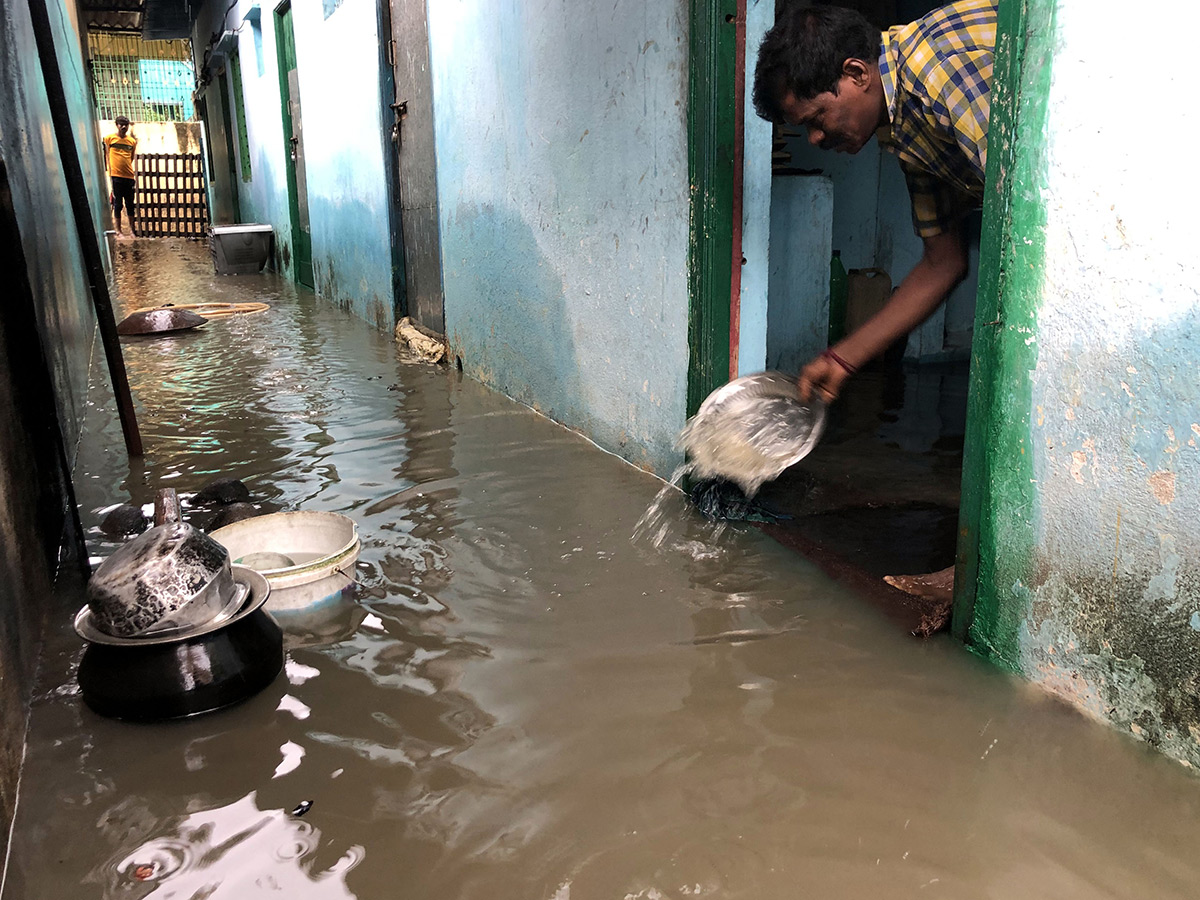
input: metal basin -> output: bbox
[680,372,826,495]
[210,510,360,613]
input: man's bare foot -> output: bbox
[884,564,955,602]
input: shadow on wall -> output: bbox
[443,202,586,435]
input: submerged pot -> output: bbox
[76,567,283,721]
[116,307,208,336]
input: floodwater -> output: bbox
[5,239,1200,899]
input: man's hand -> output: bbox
[798,352,853,402]
[797,228,968,403]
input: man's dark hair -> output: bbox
[753,5,881,124]
[114,115,130,125]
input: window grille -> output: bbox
[88,33,197,122]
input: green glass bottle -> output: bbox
[828,249,848,345]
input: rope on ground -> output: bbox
[134,302,271,318]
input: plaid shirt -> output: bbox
[878,0,997,238]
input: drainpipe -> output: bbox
[26,0,143,457]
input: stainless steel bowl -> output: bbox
[679,372,826,495]
[86,522,240,638]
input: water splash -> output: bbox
[631,464,733,555]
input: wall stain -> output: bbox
[1149,470,1176,505]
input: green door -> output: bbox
[686,0,739,415]
[275,2,314,288]
[216,67,241,220]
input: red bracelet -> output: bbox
[821,348,858,375]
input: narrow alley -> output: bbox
[4,240,1199,899]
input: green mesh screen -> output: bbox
[89,33,197,123]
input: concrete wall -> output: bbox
[0,0,101,875]
[967,0,1200,768]
[766,176,832,373]
[191,0,397,327]
[98,120,204,155]
[427,0,692,475]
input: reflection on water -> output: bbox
[106,792,362,898]
[7,239,1200,900]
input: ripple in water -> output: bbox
[109,793,364,898]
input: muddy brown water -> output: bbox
[5,240,1199,899]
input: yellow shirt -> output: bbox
[878,0,997,237]
[104,132,138,180]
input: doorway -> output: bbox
[386,0,445,335]
[275,1,314,289]
[214,69,241,220]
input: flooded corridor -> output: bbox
[5,239,1199,899]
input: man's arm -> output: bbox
[798,227,967,402]
[102,136,109,172]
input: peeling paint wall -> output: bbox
[427,1,691,475]
[970,0,1200,768]
[191,0,395,327]
[0,0,100,869]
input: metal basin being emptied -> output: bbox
[210,511,360,614]
[679,372,826,496]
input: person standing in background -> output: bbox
[103,115,138,236]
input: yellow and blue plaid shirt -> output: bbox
[878,0,997,237]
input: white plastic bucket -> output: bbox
[209,511,359,613]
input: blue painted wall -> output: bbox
[0,0,101,453]
[191,0,396,328]
[975,0,1200,769]
[427,0,692,474]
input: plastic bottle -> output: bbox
[828,249,848,345]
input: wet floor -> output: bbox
[6,239,1200,899]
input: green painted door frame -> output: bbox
[953,0,1053,656]
[216,67,241,220]
[687,0,740,416]
[275,1,315,288]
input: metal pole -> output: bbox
[26,0,143,457]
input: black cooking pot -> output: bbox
[76,568,284,721]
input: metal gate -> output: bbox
[134,153,209,237]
